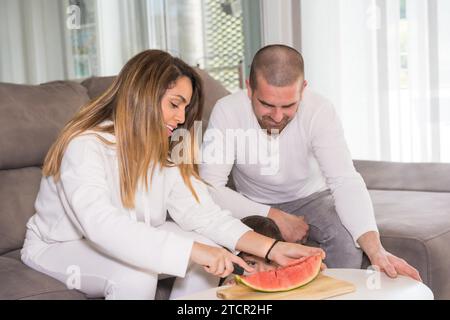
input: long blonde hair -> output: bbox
[42,50,204,208]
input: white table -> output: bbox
[178,268,434,300]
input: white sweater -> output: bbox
[199,89,378,244]
[26,127,251,278]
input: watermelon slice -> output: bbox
[235,255,322,292]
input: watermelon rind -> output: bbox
[235,255,322,292]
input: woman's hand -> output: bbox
[267,241,326,267]
[190,242,255,278]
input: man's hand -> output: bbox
[267,207,309,243]
[368,248,422,282]
[358,231,422,282]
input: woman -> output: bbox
[21,50,325,300]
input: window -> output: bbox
[147,0,260,92]
[65,0,99,79]
[202,0,246,91]
[63,0,261,91]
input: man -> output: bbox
[199,44,421,281]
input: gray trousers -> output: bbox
[269,189,363,269]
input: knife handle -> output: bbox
[232,263,245,275]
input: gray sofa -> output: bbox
[1,72,449,299]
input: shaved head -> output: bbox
[249,44,304,90]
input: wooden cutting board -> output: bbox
[216,273,356,300]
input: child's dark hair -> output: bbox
[220,216,285,284]
[241,215,284,241]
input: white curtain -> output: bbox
[145,0,205,66]
[0,0,149,83]
[0,0,67,84]
[96,0,149,76]
[300,0,450,162]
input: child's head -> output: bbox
[240,215,285,274]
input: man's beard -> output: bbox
[257,115,290,134]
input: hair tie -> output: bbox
[264,240,280,263]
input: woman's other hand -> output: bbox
[268,241,326,266]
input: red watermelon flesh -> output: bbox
[235,255,322,292]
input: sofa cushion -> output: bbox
[2,249,21,260]
[81,76,116,101]
[194,68,230,132]
[0,255,86,300]
[4,249,171,300]
[355,160,450,192]
[370,189,450,299]
[0,167,42,254]
[0,81,90,170]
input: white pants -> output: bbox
[21,222,220,300]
